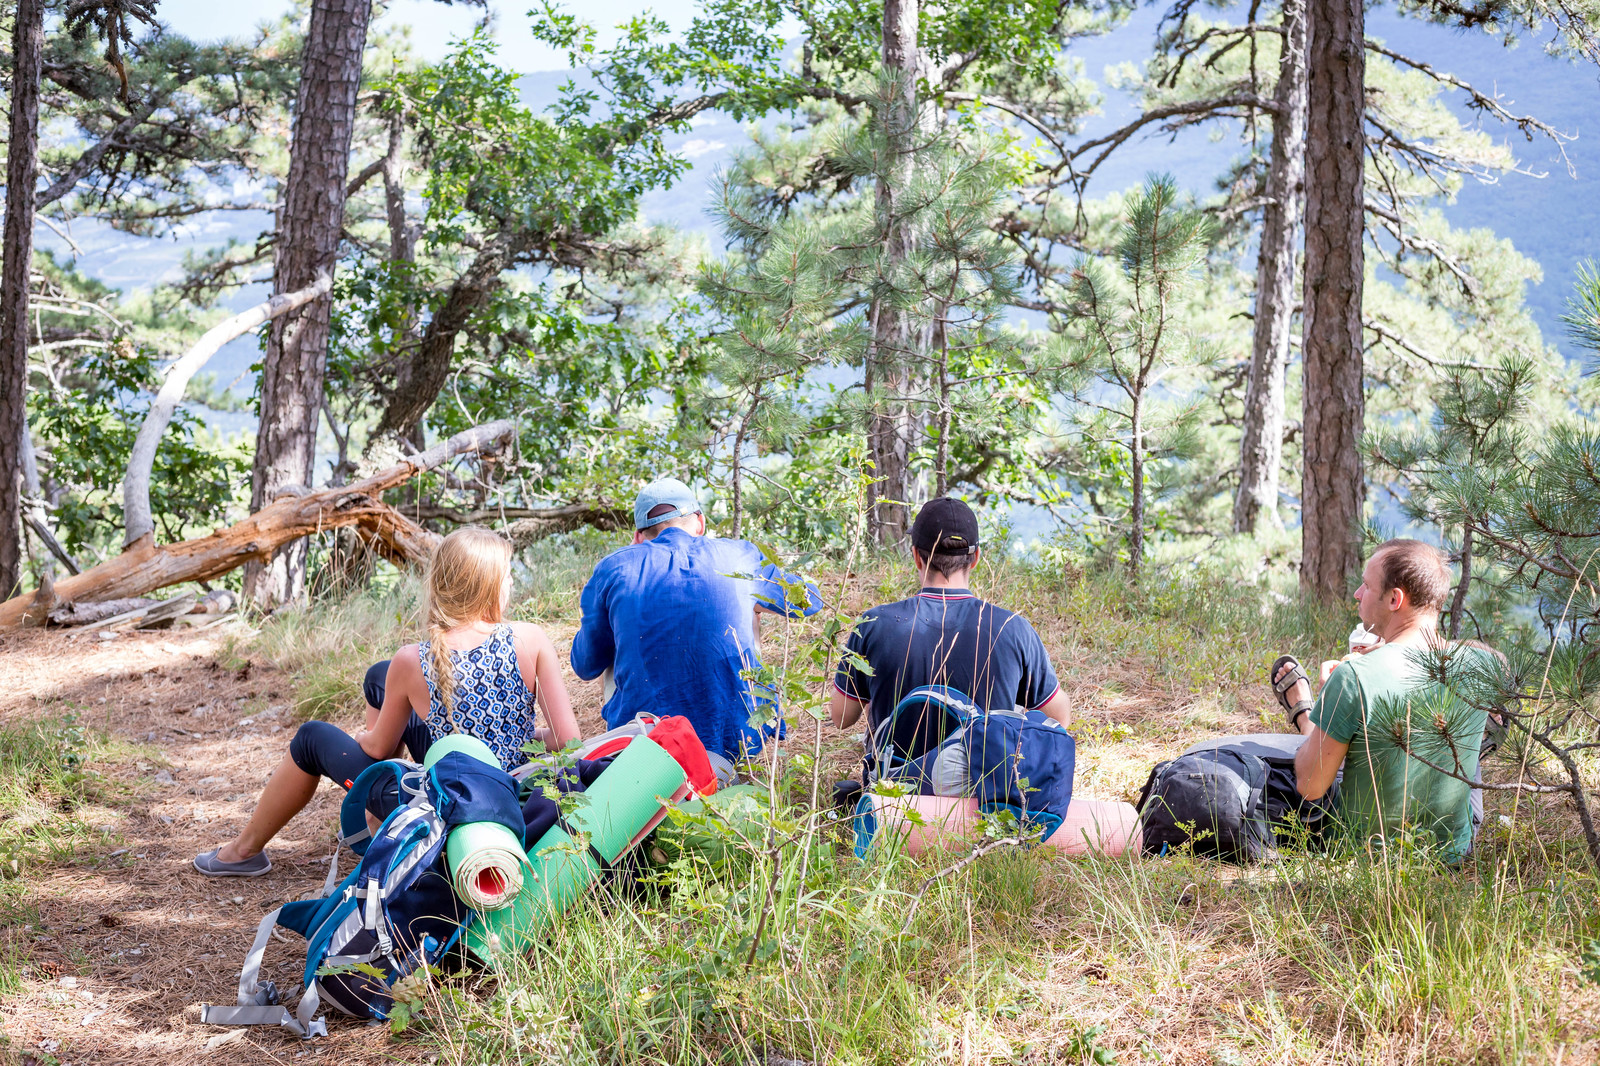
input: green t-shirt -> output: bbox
[1308,642,1494,862]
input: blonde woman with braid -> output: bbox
[197,528,580,877]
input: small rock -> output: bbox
[156,813,173,825]
[97,631,119,641]
[197,776,227,788]
[59,976,79,988]
[160,641,181,655]
[192,807,210,824]
[108,848,128,858]
[81,1009,106,1025]
[237,717,254,727]
[231,895,244,905]
[153,770,175,785]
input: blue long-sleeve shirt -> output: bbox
[570,527,822,759]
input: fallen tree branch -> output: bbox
[122,274,333,547]
[1,420,515,629]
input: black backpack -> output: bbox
[1135,734,1341,863]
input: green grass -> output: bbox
[245,551,1600,1064]
[0,714,146,997]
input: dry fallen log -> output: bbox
[46,589,236,627]
[0,420,514,629]
[76,592,197,632]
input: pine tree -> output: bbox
[1059,174,1214,578]
[700,93,1028,534]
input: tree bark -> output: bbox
[1447,527,1472,639]
[245,0,373,610]
[1233,0,1308,535]
[866,0,920,545]
[1129,393,1144,577]
[0,420,515,629]
[123,276,332,547]
[374,236,512,442]
[1299,0,1366,601]
[0,0,43,601]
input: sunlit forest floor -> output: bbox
[2,543,1598,1065]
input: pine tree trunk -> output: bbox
[866,0,919,545]
[1129,392,1144,578]
[0,0,43,602]
[1447,527,1472,639]
[1299,0,1366,601]
[1233,0,1308,535]
[245,0,373,609]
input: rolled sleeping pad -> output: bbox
[647,783,769,867]
[446,819,528,911]
[466,735,689,960]
[423,732,501,770]
[858,794,1141,859]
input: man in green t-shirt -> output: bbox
[1274,539,1495,861]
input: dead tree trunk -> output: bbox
[1233,0,1308,535]
[1299,0,1366,600]
[0,0,44,601]
[0,420,515,629]
[246,0,373,610]
[866,0,920,546]
[123,276,332,547]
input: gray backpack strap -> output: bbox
[199,905,330,1039]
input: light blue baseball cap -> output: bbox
[633,477,702,530]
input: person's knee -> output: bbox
[288,720,344,777]
[363,660,391,710]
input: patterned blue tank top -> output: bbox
[417,623,540,770]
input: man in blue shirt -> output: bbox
[571,478,821,760]
[830,498,1070,796]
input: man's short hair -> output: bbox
[637,503,698,541]
[922,550,975,578]
[1373,539,1452,610]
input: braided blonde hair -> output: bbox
[424,527,513,731]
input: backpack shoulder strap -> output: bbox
[199,906,329,1039]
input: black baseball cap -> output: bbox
[910,497,980,556]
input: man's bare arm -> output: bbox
[1293,724,1349,801]
[830,687,866,730]
[1036,688,1072,728]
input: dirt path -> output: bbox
[0,624,605,1066]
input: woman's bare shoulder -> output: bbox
[390,644,423,669]
[506,621,552,644]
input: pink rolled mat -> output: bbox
[865,794,1142,858]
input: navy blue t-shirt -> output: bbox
[833,588,1061,750]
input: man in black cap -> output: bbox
[830,498,1071,796]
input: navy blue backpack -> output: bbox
[854,686,1076,855]
[201,755,523,1038]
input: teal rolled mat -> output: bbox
[446,820,528,910]
[465,735,688,960]
[423,732,499,770]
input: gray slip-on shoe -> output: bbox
[194,847,272,878]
